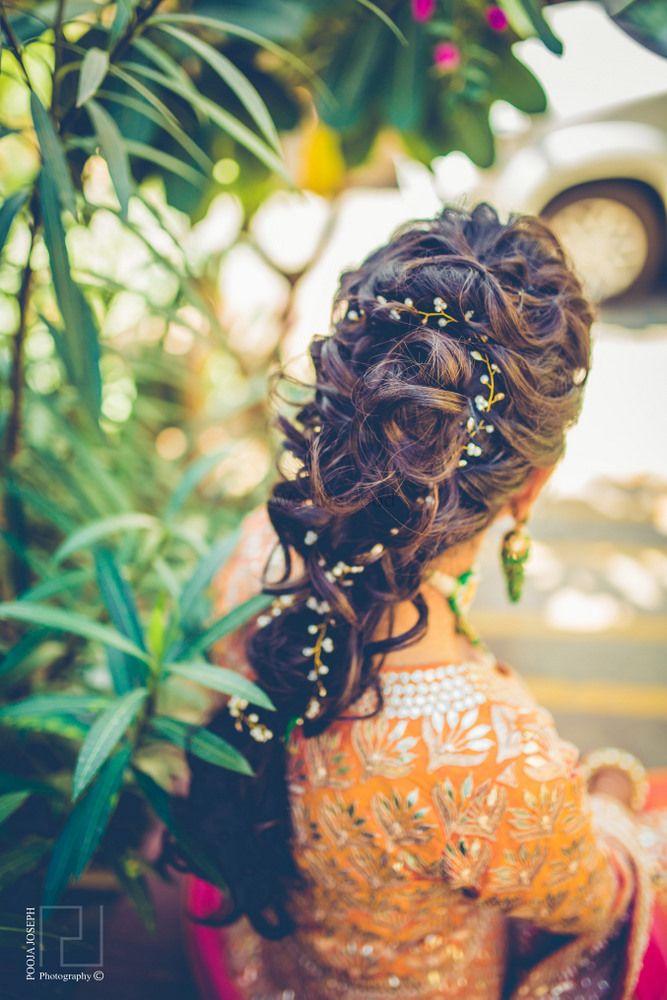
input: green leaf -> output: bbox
[492,52,546,114]
[149,13,326,99]
[153,24,281,153]
[170,592,272,661]
[0,791,30,825]
[95,549,146,692]
[515,0,563,53]
[113,857,155,931]
[0,627,51,678]
[119,61,290,181]
[72,689,147,799]
[0,694,109,735]
[179,530,239,626]
[54,512,159,563]
[76,47,109,106]
[354,0,408,45]
[0,602,151,663]
[0,838,51,892]
[3,478,76,534]
[132,766,228,888]
[106,60,180,128]
[0,190,29,256]
[110,0,134,47]
[38,171,101,419]
[0,694,109,719]
[43,746,131,906]
[166,661,275,711]
[122,138,207,188]
[385,13,426,130]
[30,93,76,216]
[149,716,253,775]
[97,87,214,174]
[20,568,92,603]
[85,99,133,219]
[318,18,388,130]
[165,448,232,519]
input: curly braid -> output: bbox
[171,203,594,937]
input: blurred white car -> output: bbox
[435,3,667,302]
[490,91,667,302]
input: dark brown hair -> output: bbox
[171,203,594,936]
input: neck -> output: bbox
[376,534,487,669]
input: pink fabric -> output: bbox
[183,876,242,1000]
[635,903,667,1000]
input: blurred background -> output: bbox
[0,0,665,996]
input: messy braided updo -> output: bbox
[174,203,594,937]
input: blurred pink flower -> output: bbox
[486,6,509,31]
[412,0,436,22]
[433,41,461,72]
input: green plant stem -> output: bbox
[4,197,39,461]
[111,0,164,61]
[0,0,32,88]
[51,0,67,118]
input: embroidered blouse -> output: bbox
[206,509,662,1000]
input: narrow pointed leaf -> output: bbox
[72,689,147,799]
[95,549,146,693]
[132,766,228,888]
[76,47,109,106]
[149,716,253,775]
[0,190,28,256]
[30,93,76,216]
[166,661,275,710]
[149,13,326,96]
[97,88,214,173]
[154,24,281,152]
[38,171,101,418]
[0,627,51,678]
[179,531,239,626]
[20,569,92,603]
[54,512,158,563]
[119,62,289,180]
[0,791,30,825]
[0,603,151,663]
[354,0,408,44]
[85,99,132,219]
[0,839,51,893]
[122,139,206,187]
[172,593,272,661]
[43,746,131,906]
[0,693,109,723]
[517,0,564,53]
[165,448,232,519]
[109,0,133,46]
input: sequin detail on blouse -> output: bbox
[381,662,488,719]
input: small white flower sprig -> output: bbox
[458,350,504,468]
[300,608,335,721]
[347,294,487,340]
[228,696,274,742]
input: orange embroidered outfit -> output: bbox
[197,511,664,1000]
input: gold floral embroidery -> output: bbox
[423,707,494,772]
[371,787,435,847]
[432,774,506,840]
[351,716,419,779]
[487,842,548,892]
[304,729,354,788]
[507,782,566,841]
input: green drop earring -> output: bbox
[501,517,531,603]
